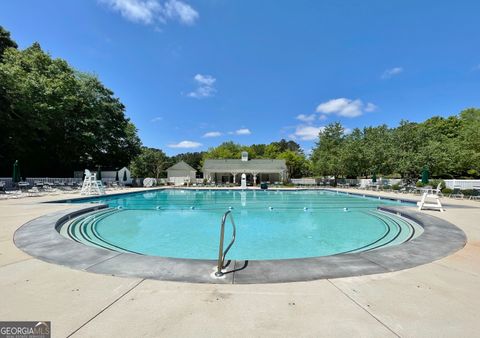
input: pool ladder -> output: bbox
[215,210,237,277]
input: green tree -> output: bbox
[458,108,480,176]
[311,122,345,181]
[0,39,141,176]
[270,139,303,154]
[169,152,205,172]
[362,125,394,176]
[203,142,243,160]
[0,26,17,60]
[277,150,311,178]
[130,147,168,179]
[340,128,368,178]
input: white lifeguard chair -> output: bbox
[417,184,444,212]
[240,173,247,189]
[80,169,106,195]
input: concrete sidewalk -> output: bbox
[0,189,479,337]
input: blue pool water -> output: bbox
[60,189,421,260]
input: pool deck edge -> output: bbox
[13,204,467,284]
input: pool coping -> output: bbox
[45,187,420,205]
[13,202,467,284]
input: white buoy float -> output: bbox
[269,206,274,211]
[155,206,161,210]
[190,206,195,210]
[343,207,349,212]
[303,207,309,211]
[228,206,233,210]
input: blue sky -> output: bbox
[1,0,480,155]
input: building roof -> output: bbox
[203,159,287,172]
[167,161,196,171]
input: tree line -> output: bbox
[0,26,141,177]
[312,110,480,183]
[131,110,480,182]
[129,139,311,179]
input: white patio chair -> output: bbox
[27,187,43,197]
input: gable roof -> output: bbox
[203,159,287,172]
[167,161,196,171]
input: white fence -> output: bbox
[358,178,402,188]
[444,180,480,190]
[168,177,190,186]
[291,178,317,185]
[0,177,84,189]
[290,178,403,187]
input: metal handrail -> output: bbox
[215,210,236,277]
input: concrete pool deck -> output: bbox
[1,187,480,337]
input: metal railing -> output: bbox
[215,210,237,277]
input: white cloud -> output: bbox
[99,0,159,24]
[296,114,316,123]
[316,98,376,118]
[381,67,403,79]
[164,0,198,25]
[290,125,324,141]
[188,74,216,98]
[203,131,222,138]
[99,0,198,26]
[168,140,202,148]
[234,128,251,135]
[151,116,163,122]
[365,103,377,112]
[193,74,215,86]
[318,114,328,121]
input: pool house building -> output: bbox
[166,161,197,185]
[202,152,287,185]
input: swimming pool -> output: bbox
[58,189,421,260]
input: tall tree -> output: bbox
[0,26,17,60]
[169,152,205,172]
[203,141,243,160]
[130,147,168,179]
[340,128,368,178]
[277,150,311,178]
[0,39,141,176]
[311,122,345,181]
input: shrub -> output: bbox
[416,181,424,187]
[442,188,452,194]
[462,189,476,197]
[392,184,400,190]
[429,179,446,189]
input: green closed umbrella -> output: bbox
[115,170,119,182]
[12,160,21,184]
[421,166,429,184]
[372,172,377,183]
[97,166,102,180]
[122,170,127,182]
